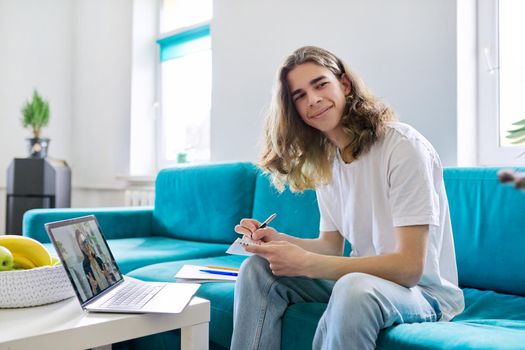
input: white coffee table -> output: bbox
[0,296,210,350]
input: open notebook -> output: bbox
[175,265,239,283]
[226,236,262,256]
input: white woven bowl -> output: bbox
[0,265,75,308]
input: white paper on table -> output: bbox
[174,264,237,282]
[226,237,263,256]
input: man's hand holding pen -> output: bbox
[234,213,313,277]
[234,213,279,242]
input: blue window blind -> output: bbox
[157,24,210,62]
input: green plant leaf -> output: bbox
[508,127,525,134]
[512,118,525,127]
[20,89,50,138]
[507,127,525,138]
[510,135,525,144]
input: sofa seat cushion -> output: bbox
[377,288,525,350]
[122,257,525,350]
[281,287,525,350]
[126,255,246,349]
[44,238,230,274]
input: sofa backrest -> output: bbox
[152,163,525,295]
[152,162,257,243]
[444,167,525,296]
[251,171,320,239]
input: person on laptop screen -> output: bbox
[75,228,113,295]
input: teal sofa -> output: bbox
[23,163,525,349]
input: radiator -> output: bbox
[124,188,155,206]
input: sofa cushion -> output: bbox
[252,171,320,239]
[23,207,154,243]
[126,255,246,349]
[153,163,257,243]
[281,302,327,350]
[124,259,525,350]
[444,167,525,295]
[377,288,525,350]
[128,257,525,350]
[281,288,525,350]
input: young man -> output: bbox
[231,46,464,350]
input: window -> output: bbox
[157,0,212,167]
[478,0,525,165]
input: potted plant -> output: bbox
[498,118,525,189]
[21,89,51,158]
[506,118,525,145]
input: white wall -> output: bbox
[0,0,74,166]
[0,0,74,234]
[0,0,132,189]
[212,0,458,166]
[457,0,478,166]
[0,0,131,233]
[71,0,132,189]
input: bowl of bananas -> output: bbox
[0,235,75,308]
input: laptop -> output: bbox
[45,215,200,313]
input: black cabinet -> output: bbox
[5,158,71,234]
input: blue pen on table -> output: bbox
[199,269,238,277]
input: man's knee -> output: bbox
[331,272,382,306]
[239,255,271,280]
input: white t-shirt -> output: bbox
[316,122,464,321]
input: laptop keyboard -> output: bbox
[100,281,164,309]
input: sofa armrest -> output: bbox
[22,207,154,243]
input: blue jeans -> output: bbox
[231,255,441,350]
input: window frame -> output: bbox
[478,0,525,165]
[155,21,211,170]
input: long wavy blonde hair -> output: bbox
[259,46,396,192]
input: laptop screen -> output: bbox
[45,215,123,304]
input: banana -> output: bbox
[51,256,62,266]
[0,235,52,267]
[12,253,37,269]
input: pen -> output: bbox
[257,213,277,230]
[206,265,239,271]
[200,269,238,277]
[236,213,278,239]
